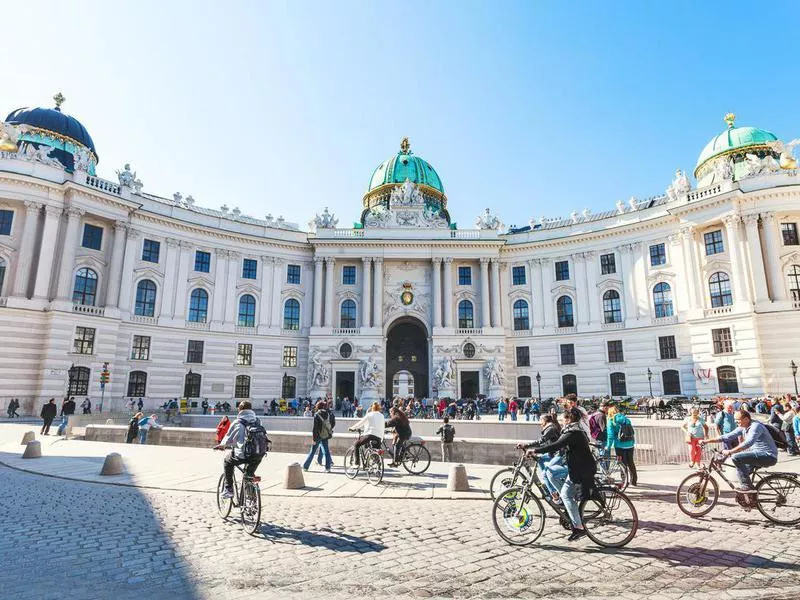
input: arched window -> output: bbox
[513,299,530,330]
[283,298,300,330]
[0,257,6,296]
[184,372,201,397]
[562,374,577,396]
[610,372,627,396]
[282,373,297,397]
[602,290,622,323]
[556,296,574,328]
[517,376,532,398]
[788,265,800,302]
[127,371,147,397]
[72,268,98,306]
[67,366,91,396]
[235,375,251,398]
[237,294,256,327]
[340,299,357,328]
[653,282,674,318]
[717,365,739,393]
[709,272,732,307]
[188,288,208,322]
[662,369,681,395]
[134,280,157,317]
[458,300,474,329]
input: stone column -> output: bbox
[312,257,324,327]
[33,205,65,300]
[431,257,442,328]
[723,214,749,305]
[211,250,229,324]
[373,258,384,329]
[117,228,141,313]
[540,258,553,328]
[224,251,240,325]
[361,257,372,328]
[270,258,283,328]
[584,251,599,324]
[743,214,769,304]
[105,221,129,308]
[172,242,192,321]
[54,207,85,301]
[442,258,453,328]
[632,242,646,319]
[679,228,699,311]
[761,213,786,302]
[259,255,274,328]
[573,253,588,325]
[620,244,636,321]
[490,259,502,328]
[529,259,542,328]
[324,257,335,327]
[12,201,42,297]
[479,257,491,328]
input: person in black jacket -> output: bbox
[517,414,563,499]
[61,396,76,416]
[302,401,334,472]
[531,407,597,542]
[40,398,57,435]
[126,412,142,443]
[386,407,412,467]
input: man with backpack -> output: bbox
[589,401,609,445]
[436,416,456,462]
[303,401,334,472]
[214,401,268,499]
[605,405,638,486]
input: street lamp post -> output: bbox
[791,360,798,397]
[647,368,653,398]
[535,372,542,406]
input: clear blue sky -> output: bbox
[3,1,799,229]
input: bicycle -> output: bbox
[383,429,432,475]
[591,441,630,491]
[215,458,262,535]
[676,450,800,525]
[489,449,534,500]
[492,453,639,548]
[343,428,385,485]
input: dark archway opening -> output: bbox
[385,317,429,399]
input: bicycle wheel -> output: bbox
[492,487,546,546]
[597,457,629,491]
[581,487,638,548]
[490,467,527,501]
[216,473,232,518]
[240,480,262,535]
[756,474,800,525]
[344,447,360,479]
[365,452,384,485]
[676,472,719,518]
[402,443,431,475]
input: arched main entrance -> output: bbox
[386,317,429,399]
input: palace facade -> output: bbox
[1,102,799,413]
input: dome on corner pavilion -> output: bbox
[367,138,444,194]
[6,101,97,160]
[694,113,776,177]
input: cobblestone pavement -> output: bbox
[3,465,800,600]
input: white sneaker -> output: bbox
[221,487,233,499]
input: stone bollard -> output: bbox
[447,463,469,491]
[100,452,125,476]
[283,462,305,489]
[22,440,42,459]
[20,431,36,445]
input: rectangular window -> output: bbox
[236,343,253,366]
[649,243,666,266]
[658,335,677,360]
[560,343,575,365]
[141,239,160,263]
[458,266,472,285]
[186,340,204,363]
[512,266,526,286]
[516,346,530,367]
[131,335,151,360]
[0,209,13,235]
[282,345,298,368]
[242,258,257,279]
[194,250,210,273]
[600,253,616,275]
[607,340,624,363]
[555,260,570,281]
[781,223,799,246]
[287,264,301,284]
[704,230,725,255]
[72,327,96,354]
[342,265,356,285]
[712,328,733,354]
[81,224,103,250]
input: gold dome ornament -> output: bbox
[724,113,736,128]
[400,137,410,154]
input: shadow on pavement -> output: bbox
[636,519,710,533]
[258,523,386,553]
[618,545,800,570]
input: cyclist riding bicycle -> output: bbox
[530,406,597,542]
[348,401,385,466]
[701,409,778,493]
[213,401,265,499]
[516,413,562,500]
[386,406,412,467]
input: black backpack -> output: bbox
[242,422,269,459]
[443,424,455,443]
[763,423,788,450]
[617,417,635,442]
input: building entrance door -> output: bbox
[460,371,479,399]
[386,317,429,399]
[336,371,355,407]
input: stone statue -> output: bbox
[185,195,195,206]
[433,357,455,389]
[73,147,91,172]
[628,197,638,211]
[475,207,503,230]
[666,168,692,202]
[713,157,733,181]
[770,139,800,170]
[390,178,424,206]
[0,123,21,152]
[116,163,136,188]
[483,357,505,387]
[310,207,338,230]
[570,211,579,224]
[616,200,626,214]
[231,207,241,219]
[173,192,183,204]
[359,357,381,388]
[309,351,330,389]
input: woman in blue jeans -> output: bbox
[303,402,334,472]
[531,407,597,542]
[518,414,563,497]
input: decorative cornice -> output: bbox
[113,220,128,232]
[24,200,42,213]
[127,228,142,240]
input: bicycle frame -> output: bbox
[702,451,765,491]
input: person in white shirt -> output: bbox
[348,401,385,466]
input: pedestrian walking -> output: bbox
[81,397,91,414]
[201,399,209,415]
[7,398,20,418]
[779,398,798,455]
[303,401,334,472]
[682,406,708,468]
[436,416,456,462]
[126,412,142,443]
[715,401,737,450]
[137,398,144,412]
[61,396,76,417]
[589,401,609,445]
[509,398,519,421]
[40,398,57,435]
[497,398,508,421]
[216,415,231,444]
[137,413,162,444]
[605,405,638,486]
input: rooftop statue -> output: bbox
[616,200,626,214]
[310,207,338,230]
[714,157,733,181]
[769,139,800,170]
[0,122,21,152]
[390,178,424,206]
[666,168,692,202]
[475,207,503,230]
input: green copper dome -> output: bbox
[368,138,444,193]
[695,113,777,176]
